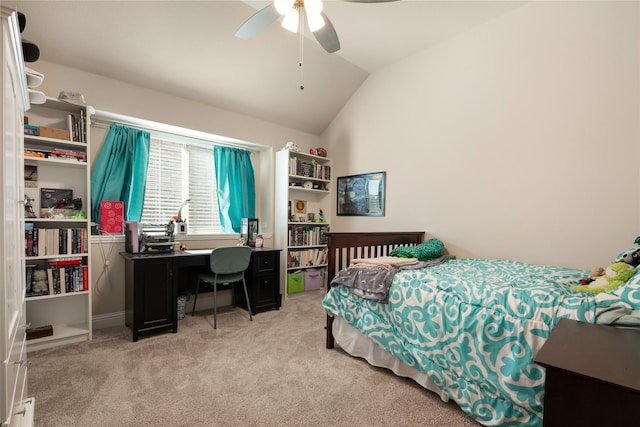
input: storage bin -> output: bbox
[304,268,325,291]
[39,126,70,141]
[287,271,305,294]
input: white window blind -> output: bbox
[187,145,220,234]
[141,137,222,234]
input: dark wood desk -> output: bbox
[120,248,281,341]
[535,318,640,426]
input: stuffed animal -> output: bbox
[282,142,300,152]
[577,262,636,293]
[31,269,49,294]
[573,248,640,294]
[617,246,640,268]
[589,267,605,279]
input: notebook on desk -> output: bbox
[184,249,213,255]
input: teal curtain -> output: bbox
[90,124,150,226]
[214,146,255,233]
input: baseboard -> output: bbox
[92,311,126,329]
[92,294,231,330]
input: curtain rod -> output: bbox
[91,110,264,152]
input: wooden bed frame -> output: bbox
[325,231,425,349]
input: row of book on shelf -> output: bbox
[287,247,328,269]
[288,158,331,180]
[25,224,88,257]
[26,259,88,296]
[23,111,87,143]
[24,147,87,162]
[67,112,87,143]
[288,224,329,246]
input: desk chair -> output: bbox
[191,245,253,329]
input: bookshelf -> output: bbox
[275,149,331,298]
[23,97,92,351]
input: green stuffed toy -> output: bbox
[573,261,637,294]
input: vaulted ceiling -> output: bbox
[11,1,523,135]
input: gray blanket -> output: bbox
[596,305,640,329]
[330,255,453,303]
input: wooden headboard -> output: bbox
[325,231,425,348]
[326,232,425,285]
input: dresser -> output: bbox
[121,247,281,341]
[535,318,640,426]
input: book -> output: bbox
[82,265,88,291]
[25,222,34,256]
[25,264,36,293]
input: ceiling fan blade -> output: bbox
[313,12,340,53]
[235,3,280,39]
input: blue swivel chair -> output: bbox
[191,245,253,329]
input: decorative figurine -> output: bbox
[31,269,49,295]
[282,141,301,152]
[24,195,36,218]
[318,208,327,223]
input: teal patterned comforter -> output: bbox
[322,258,597,427]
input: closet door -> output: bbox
[1,6,29,426]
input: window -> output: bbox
[140,136,221,234]
[91,111,267,238]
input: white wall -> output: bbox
[322,1,640,270]
[34,60,320,150]
[32,60,321,319]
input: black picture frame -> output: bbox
[337,172,385,216]
[241,217,259,247]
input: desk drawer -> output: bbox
[254,251,277,273]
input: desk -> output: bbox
[120,248,281,341]
[534,318,640,426]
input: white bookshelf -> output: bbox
[275,150,331,298]
[23,97,92,351]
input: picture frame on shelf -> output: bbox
[24,164,37,188]
[337,171,386,217]
[294,200,307,214]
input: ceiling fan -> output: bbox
[235,0,399,54]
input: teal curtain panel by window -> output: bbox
[214,146,255,233]
[90,124,150,227]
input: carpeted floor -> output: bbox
[28,290,479,426]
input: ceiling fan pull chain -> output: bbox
[299,6,305,90]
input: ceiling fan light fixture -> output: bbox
[274,0,295,15]
[307,12,325,32]
[304,0,323,15]
[282,9,299,32]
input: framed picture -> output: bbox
[241,217,259,247]
[337,172,385,216]
[293,200,307,214]
[24,165,38,188]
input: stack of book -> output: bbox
[287,247,328,268]
[66,112,87,143]
[46,258,88,295]
[288,224,329,246]
[25,224,88,256]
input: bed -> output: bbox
[322,232,640,427]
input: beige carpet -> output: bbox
[28,290,480,426]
